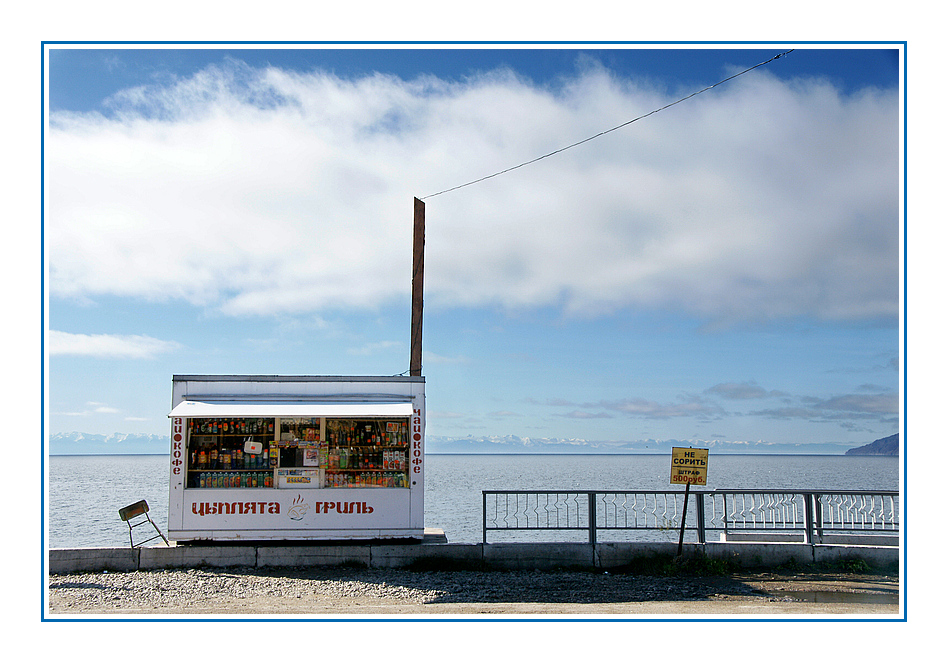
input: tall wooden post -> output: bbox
[410,197,425,376]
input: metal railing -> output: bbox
[482,489,900,544]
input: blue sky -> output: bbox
[44,44,902,451]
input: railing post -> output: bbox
[803,492,810,543]
[588,492,597,545]
[814,493,824,543]
[696,491,706,544]
[722,492,729,535]
[482,491,487,544]
[803,492,815,544]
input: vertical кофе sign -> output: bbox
[670,447,709,485]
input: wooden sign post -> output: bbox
[410,197,425,377]
[670,447,709,557]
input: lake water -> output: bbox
[46,454,900,548]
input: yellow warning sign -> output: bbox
[670,447,709,485]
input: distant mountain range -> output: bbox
[49,432,169,455]
[47,431,898,456]
[426,435,858,455]
[844,433,899,456]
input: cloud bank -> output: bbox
[48,330,180,358]
[48,58,899,325]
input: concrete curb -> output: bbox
[140,545,256,570]
[49,547,140,574]
[49,541,899,574]
[257,545,370,568]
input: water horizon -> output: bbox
[47,453,900,548]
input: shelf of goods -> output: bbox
[322,419,408,488]
[186,418,275,488]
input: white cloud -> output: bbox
[595,397,726,419]
[58,401,121,416]
[752,390,898,422]
[48,330,180,358]
[704,381,788,400]
[557,410,614,419]
[47,57,898,325]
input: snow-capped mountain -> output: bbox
[49,431,169,455]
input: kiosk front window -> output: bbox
[184,416,410,489]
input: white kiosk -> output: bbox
[167,374,426,542]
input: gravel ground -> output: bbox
[47,566,900,616]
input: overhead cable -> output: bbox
[421,49,794,200]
